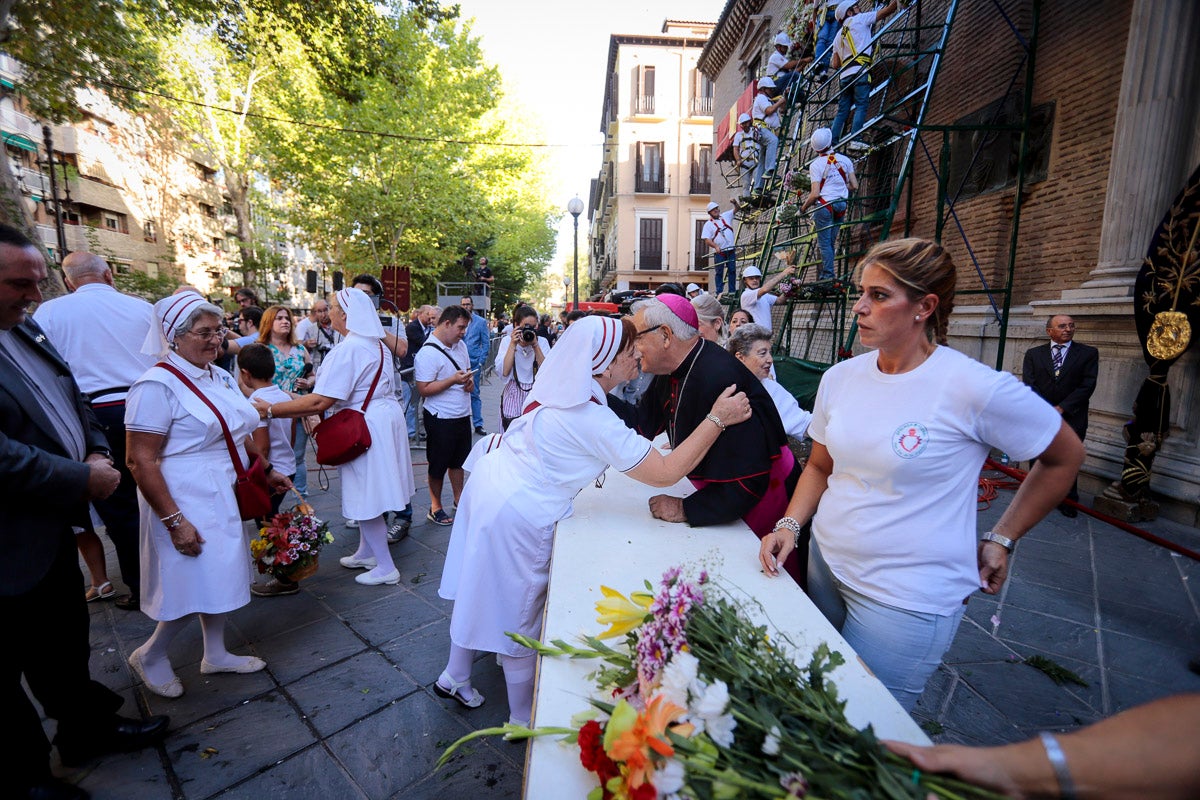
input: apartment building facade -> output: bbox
[1,53,322,304]
[587,20,719,294]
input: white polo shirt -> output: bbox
[414,334,471,419]
[33,282,157,401]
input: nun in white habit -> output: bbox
[435,315,753,726]
[125,291,291,698]
[253,287,415,586]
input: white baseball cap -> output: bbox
[743,266,763,278]
[811,128,833,152]
[835,1,857,21]
[758,76,776,90]
[706,201,720,212]
[774,32,792,48]
[685,283,701,295]
[738,112,751,124]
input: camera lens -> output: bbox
[520,327,536,343]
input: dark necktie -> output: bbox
[1052,344,1064,378]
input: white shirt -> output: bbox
[414,334,471,418]
[752,91,781,130]
[702,210,736,252]
[250,384,294,472]
[495,332,550,387]
[733,128,759,165]
[740,287,779,331]
[33,282,156,401]
[808,346,1061,614]
[763,378,812,439]
[766,50,791,78]
[294,317,318,344]
[833,10,879,78]
[810,152,855,202]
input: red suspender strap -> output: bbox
[155,362,247,479]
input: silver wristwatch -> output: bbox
[980,531,1015,552]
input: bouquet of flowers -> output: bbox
[440,566,998,799]
[784,169,811,194]
[250,493,333,581]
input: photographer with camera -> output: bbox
[495,304,548,431]
[297,298,341,371]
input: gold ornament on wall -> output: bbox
[1145,310,1191,360]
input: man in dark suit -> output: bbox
[0,226,168,800]
[1022,314,1099,517]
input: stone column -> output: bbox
[1065,0,1200,301]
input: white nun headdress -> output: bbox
[336,287,386,338]
[522,315,624,410]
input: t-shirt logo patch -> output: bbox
[892,422,928,459]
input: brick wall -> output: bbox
[899,0,1131,304]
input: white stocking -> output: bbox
[357,514,397,580]
[500,653,536,725]
[199,612,257,670]
[134,616,190,685]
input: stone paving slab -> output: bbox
[45,380,1200,796]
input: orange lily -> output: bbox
[607,695,687,788]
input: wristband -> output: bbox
[705,413,726,431]
[263,463,274,475]
[981,531,1015,552]
[1039,732,1076,800]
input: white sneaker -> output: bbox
[847,140,870,153]
[345,519,359,529]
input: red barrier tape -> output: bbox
[981,458,1200,563]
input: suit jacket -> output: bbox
[0,319,110,596]
[400,318,427,373]
[1022,340,1099,440]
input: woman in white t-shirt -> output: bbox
[759,238,1084,710]
[436,316,752,726]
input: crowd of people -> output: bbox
[7,214,1187,799]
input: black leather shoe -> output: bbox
[57,714,169,767]
[1058,503,1078,518]
[113,594,139,611]
[24,777,89,800]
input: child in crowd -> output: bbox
[240,343,301,597]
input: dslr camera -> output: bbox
[519,325,537,344]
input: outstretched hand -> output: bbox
[710,384,752,428]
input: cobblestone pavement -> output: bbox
[50,375,1200,799]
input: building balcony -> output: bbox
[0,106,40,150]
[13,166,49,199]
[689,96,713,117]
[689,173,711,195]
[631,95,656,116]
[635,174,664,193]
[66,176,131,215]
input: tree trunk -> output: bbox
[224,168,253,283]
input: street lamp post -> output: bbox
[567,196,584,309]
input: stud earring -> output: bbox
[914,315,921,321]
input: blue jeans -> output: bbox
[813,200,846,280]
[807,539,965,711]
[814,15,839,70]
[713,249,737,294]
[291,421,309,496]
[831,73,870,143]
[469,361,484,429]
[400,379,417,437]
[753,127,779,189]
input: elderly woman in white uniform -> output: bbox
[436,315,753,726]
[125,292,291,698]
[727,323,812,439]
[253,288,415,586]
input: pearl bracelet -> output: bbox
[705,413,726,431]
[774,516,804,550]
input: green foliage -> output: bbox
[112,269,181,303]
[263,11,555,306]
[1023,655,1089,687]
